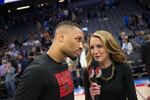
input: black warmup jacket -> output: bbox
[141,41,150,75]
[13,54,74,100]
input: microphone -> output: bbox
[89,66,102,100]
[94,67,102,100]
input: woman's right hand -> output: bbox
[89,82,101,100]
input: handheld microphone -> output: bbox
[94,67,102,100]
[89,66,102,100]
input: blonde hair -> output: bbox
[86,30,127,66]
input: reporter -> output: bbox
[84,30,137,100]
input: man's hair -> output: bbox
[54,21,81,32]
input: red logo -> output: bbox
[55,70,74,97]
[95,67,102,78]
[88,67,94,78]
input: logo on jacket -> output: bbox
[55,70,74,97]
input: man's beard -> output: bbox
[64,51,78,61]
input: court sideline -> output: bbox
[75,86,150,100]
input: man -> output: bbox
[13,21,84,100]
[141,34,150,87]
[5,61,16,98]
[0,59,7,78]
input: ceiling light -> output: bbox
[59,0,64,3]
[41,3,44,6]
[17,5,30,10]
[8,10,11,13]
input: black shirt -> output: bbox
[84,62,137,100]
[14,54,74,100]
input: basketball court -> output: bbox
[75,86,150,100]
[74,78,150,100]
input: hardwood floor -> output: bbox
[75,86,150,100]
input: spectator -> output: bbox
[5,61,16,98]
[0,59,7,78]
[141,34,150,87]
[121,36,133,56]
[41,31,52,51]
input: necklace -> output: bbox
[100,62,115,81]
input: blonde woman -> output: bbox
[84,31,137,100]
[121,36,133,55]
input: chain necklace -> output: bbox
[100,62,115,81]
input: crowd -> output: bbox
[0,0,150,99]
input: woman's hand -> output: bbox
[89,82,101,100]
[147,96,150,100]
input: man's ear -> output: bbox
[57,33,64,42]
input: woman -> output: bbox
[121,36,133,56]
[84,31,137,100]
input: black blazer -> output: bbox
[141,41,150,73]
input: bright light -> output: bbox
[8,10,11,12]
[4,0,20,3]
[82,27,88,31]
[59,0,64,3]
[17,6,30,10]
[41,3,44,6]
